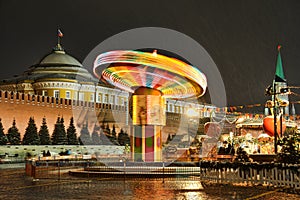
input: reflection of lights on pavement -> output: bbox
[181,182,203,190]
[185,192,206,200]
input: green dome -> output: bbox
[0,44,98,84]
[39,46,82,67]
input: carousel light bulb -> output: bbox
[152,49,157,57]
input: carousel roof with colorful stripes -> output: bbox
[93,50,207,99]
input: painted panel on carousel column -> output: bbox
[132,95,165,126]
[134,125,143,161]
[145,125,154,162]
[155,126,162,160]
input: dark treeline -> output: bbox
[0,117,130,146]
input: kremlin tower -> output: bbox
[273,45,289,116]
[265,45,290,117]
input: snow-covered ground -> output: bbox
[0,145,126,161]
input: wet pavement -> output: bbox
[0,168,299,200]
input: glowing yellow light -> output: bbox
[152,49,157,57]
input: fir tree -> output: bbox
[124,130,130,145]
[117,129,130,146]
[277,132,300,164]
[7,119,21,145]
[78,123,92,145]
[91,125,101,145]
[22,117,40,145]
[100,123,105,132]
[51,117,67,145]
[112,124,117,138]
[105,123,111,135]
[100,128,110,145]
[117,128,125,146]
[39,117,51,145]
[67,117,78,145]
[60,117,66,136]
[109,124,118,145]
[0,119,8,145]
[166,134,172,144]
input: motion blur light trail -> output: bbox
[94,50,207,98]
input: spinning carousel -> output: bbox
[94,50,207,161]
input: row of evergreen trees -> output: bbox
[0,117,130,146]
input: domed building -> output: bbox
[26,43,96,101]
[0,42,130,137]
[0,43,129,105]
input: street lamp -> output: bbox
[265,85,290,153]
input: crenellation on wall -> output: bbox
[0,90,129,138]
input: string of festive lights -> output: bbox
[219,90,300,113]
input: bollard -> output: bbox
[162,161,165,183]
[58,160,61,181]
[123,159,126,183]
[87,162,90,180]
[32,161,36,179]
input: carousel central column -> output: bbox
[131,87,166,162]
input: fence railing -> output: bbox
[198,162,300,189]
[25,160,300,189]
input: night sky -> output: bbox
[1,0,300,110]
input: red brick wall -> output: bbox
[0,91,128,138]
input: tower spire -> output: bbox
[275,45,286,82]
[272,45,289,116]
